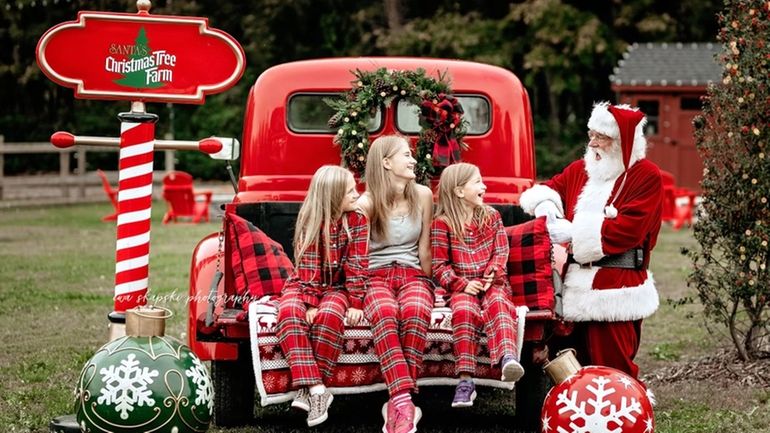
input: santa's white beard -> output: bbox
[584,144,624,181]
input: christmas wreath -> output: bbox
[325,67,468,184]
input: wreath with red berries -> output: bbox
[325,67,468,184]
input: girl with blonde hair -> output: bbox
[431,162,524,408]
[276,165,368,427]
[357,135,434,433]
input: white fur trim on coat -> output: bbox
[519,184,564,216]
[572,173,615,264]
[561,264,659,321]
[571,212,605,263]
[587,101,648,168]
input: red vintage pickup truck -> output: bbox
[187,57,562,430]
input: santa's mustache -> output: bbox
[584,144,624,180]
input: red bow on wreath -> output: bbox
[420,93,464,167]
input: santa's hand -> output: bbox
[547,218,573,244]
[534,200,563,221]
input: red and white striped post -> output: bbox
[107,101,158,340]
[50,114,225,341]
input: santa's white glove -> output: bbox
[547,218,573,244]
[534,200,563,221]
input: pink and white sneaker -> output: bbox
[381,402,394,433]
[381,399,422,433]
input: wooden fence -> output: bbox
[0,135,174,207]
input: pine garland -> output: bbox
[325,67,468,184]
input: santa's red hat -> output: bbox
[587,102,648,170]
[587,102,648,218]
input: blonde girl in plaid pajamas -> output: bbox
[276,165,369,427]
[431,162,525,408]
[357,135,434,433]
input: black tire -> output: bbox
[515,343,552,432]
[211,344,255,427]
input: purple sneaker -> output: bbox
[501,354,525,382]
[451,379,477,408]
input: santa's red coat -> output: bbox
[520,158,663,322]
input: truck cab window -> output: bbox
[395,95,491,135]
[288,93,382,133]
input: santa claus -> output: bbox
[519,102,664,379]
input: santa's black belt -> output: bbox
[567,248,645,270]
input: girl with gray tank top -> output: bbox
[357,135,434,433]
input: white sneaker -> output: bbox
[291,388,310,412]
[307,390,334,427]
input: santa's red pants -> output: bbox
[277,288,349,387]
[363,263,433,396]
[449,285,519,376]
[557,320,643,379]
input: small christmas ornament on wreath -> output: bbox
[325,67,468,184]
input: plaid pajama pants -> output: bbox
[450,283,518,376]
[363,263,433,396]
[276,288,349,387]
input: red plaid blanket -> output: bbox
[505,217,554,311]
[227,213,294,306]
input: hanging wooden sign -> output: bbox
[36,11,245,104]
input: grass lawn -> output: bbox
[0,202,768,432]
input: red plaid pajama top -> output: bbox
[431,207,509,292]
[283,211,369,309]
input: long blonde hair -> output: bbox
[435,163,492,240]
[294,165,353,268]
[364,135,419,240]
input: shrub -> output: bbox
[689,0,770,361]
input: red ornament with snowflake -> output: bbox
[541,359,654,433]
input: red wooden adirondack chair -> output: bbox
[96,169,119,222]
[161,171,213,224]
[660,170,696,230]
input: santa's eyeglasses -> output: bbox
[587,131,613,143]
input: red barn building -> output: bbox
[610,42,721,192]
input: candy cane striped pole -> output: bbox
[108,102,158,340]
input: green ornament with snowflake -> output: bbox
[74,335,213,433]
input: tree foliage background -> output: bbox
[0,0,720,178]
[689,0,770,361]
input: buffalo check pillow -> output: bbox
[226,213,293,308]
[505,216,554,311]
